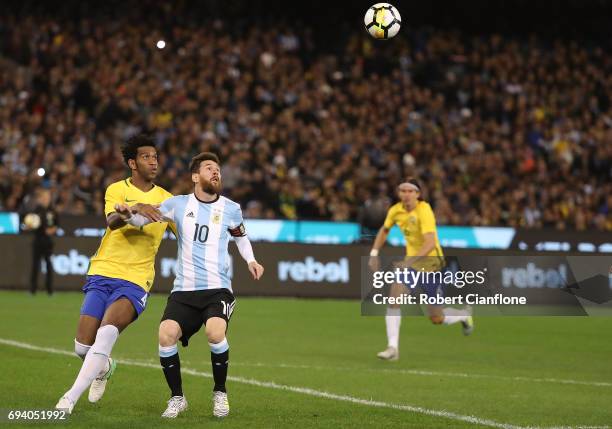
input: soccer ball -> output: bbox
[23,213,41,230]
[364,3,401,40]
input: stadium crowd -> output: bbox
[0,4,610,231]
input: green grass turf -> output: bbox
[0,290,611,428]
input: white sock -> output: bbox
[385,307,401,349]
[99,358,111,376]
[74,339,109,377]
[74,339,91,360]
[442,307,470,325]
[65,325,119,404]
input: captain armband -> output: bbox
[228,223,247,237]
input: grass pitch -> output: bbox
[0,290,611,428]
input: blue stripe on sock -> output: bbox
[209,339,229,354]
[159,344,178,358]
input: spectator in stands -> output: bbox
[0,4,610,232]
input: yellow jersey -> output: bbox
[383,201,444,270]
[87,179,173,292]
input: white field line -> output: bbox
[224,361,612,388]
[0,338,525,429]
[0,338,608,429]
[123,359,611,389]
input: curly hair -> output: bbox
[120,134,156,166]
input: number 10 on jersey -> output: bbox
[193,223,209,243]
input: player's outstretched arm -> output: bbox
[132,203,163,222]
[108,203,162,229]
[113,203,165,227]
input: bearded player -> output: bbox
[55,135,174,413]
[116,152,264,418]
[369,178,473,361]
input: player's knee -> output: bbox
[205,317,227,344]
[75,332,95,347]
[159,321,180,346]
[205,322,225,344]
[159,331,177,347]
[430,315,444,325]
[76,321,98,346]
[206,328,225,344]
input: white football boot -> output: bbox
[88,357,116,403]
[55,395,75,414]
[376,346,399,361]
[213,391,229,418]
[161,396,188,418]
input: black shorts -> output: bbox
[161,289,236,347]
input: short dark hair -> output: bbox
[121,134,156,166]
[189,152,221,173]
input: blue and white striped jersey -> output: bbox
[159,194,246,293]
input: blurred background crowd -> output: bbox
[1,0,610,231]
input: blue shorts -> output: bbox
[80,275,149,320]
[403,269,445,300]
